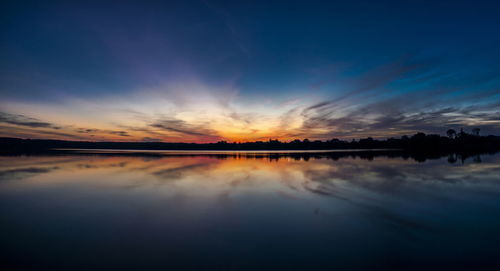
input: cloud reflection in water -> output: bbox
[1,153,500,270]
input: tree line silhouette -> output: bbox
[1,129,499,154]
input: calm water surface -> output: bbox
[1,151,500,270]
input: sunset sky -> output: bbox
[1,0,499,142]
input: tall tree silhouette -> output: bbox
[459,128,467,138]
[446,129,456,139]
[472,128,480,136]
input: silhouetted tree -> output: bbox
[446,129,456,139]
[1,131,500,154]
[459,128,467,138]
[447,154,457,164]
[412,132,426,139]
[472,128,480,136]
[473,155,482,163]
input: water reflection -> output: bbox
[1,152,500,270]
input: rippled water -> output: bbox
[1,151,500,270]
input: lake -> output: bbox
[1,151,500,270]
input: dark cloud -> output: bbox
[109,131,130,137]
[0,112,60,129]
[0,125,85,140]
[304,101,333,112]
[291,54,500,139]
[298,99,500,139]
[77,128,99,133]
[150,118,221,140]
[309,55,439,105]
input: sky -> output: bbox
[1,0,500,142]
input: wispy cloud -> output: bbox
[1,52,499,142]
[76,128,99,134]
[284,54,500,139]
[150,118,222,142]
[295,96,500,139]
[0,111,60,129]
[109,130,130,137]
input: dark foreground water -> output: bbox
[1,151,500,270]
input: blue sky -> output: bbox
[1,0,499,141]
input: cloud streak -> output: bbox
[150,118,222,142]
[0,112,60,129]
[1,53,499,142]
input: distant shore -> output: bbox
[1,131,499,159]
